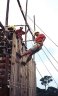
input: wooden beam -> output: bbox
[5,0,10,25]
[17,0,34,37]
[10,32,36,96]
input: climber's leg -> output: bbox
[26,55,32,63]
[21,43,41,57]
[21,55,32,66]
[21,44,42,66]
[16,43,42,59]
[16,48,32,58]
[30,44,42,55]
[22,49,32,56]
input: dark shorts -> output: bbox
[30,45,42,55]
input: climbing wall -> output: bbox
[10,32,36,96]
[0,27,12,96]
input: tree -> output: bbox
[40,76,53,90]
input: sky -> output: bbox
[0,0,58,89]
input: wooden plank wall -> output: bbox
[10,32,36,96]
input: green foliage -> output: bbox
[40,76,53,90]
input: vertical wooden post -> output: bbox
[5,0,10,25]
[10,32,36,96]
[25,0,28,46]
[10,32,18,96]
[33,15,36,61]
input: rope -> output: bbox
[5,0,10,25]
[44,45,58,64]
[27,15,58,47]
[29,41,58,87]
[42,49,58,72]
[37,53,58,88]
[17,0,34,37]
[36,67,43,78]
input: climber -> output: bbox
[16,31,46,64]
[15,27,25,39]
